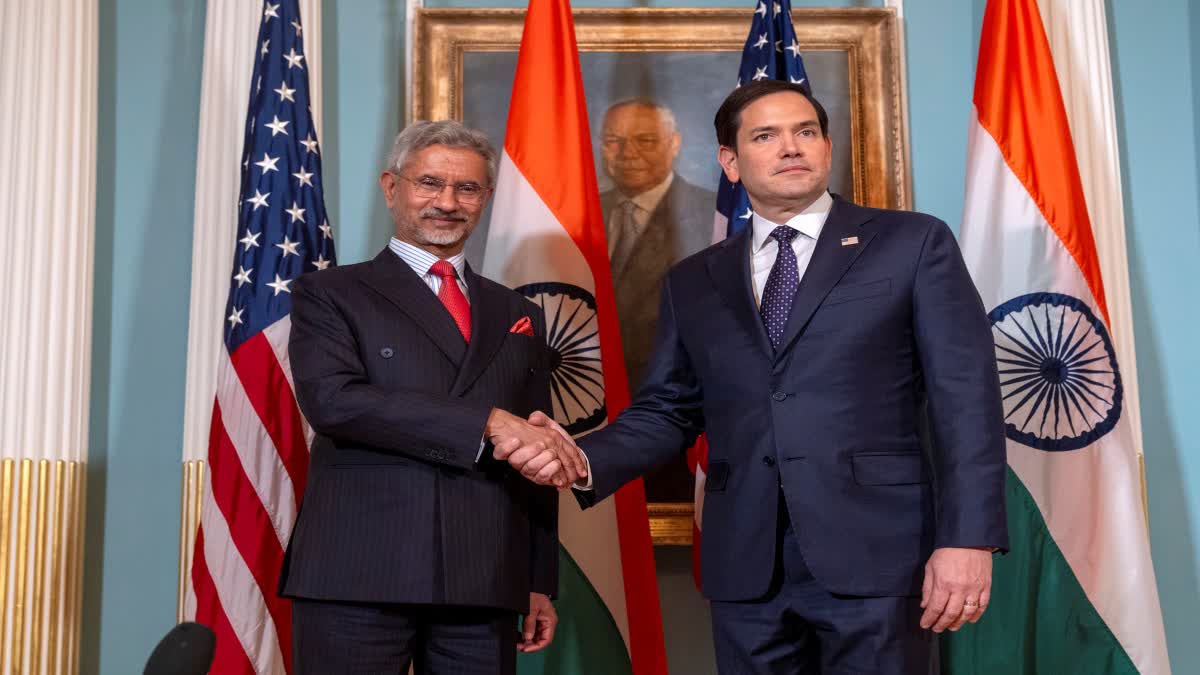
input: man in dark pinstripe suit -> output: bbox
[279,121,588,675]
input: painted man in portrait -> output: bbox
[598,98,717,501]
[600,98,717,389]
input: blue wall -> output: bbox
[1111,0,1200,666]
[86,0,206,672]
[85,0,1198,672]
[321,0,407,264]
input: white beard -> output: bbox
[417,226,466,246]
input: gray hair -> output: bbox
[603,98,679,135]
[384,120,500,187]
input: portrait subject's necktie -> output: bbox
[759,226,801,351]
[429,260,471,342]
[608,200,640,276]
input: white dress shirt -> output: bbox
[389,237,470,300]
[607,173,676,270]
[749,191,834,305]
[609,173,675,230]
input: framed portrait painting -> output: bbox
[413,7,910,545]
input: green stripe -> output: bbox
[941,467,1138,674]
[518,546,633,674]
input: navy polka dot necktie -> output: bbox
[760,226,801,350]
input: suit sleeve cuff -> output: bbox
[571,450,594,491]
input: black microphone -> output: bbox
[143,622,216,675]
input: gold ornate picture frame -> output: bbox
[413,7,911,545]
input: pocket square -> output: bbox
[509,316,534,336]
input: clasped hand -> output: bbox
[487,409,586,489]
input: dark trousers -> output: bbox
[710,499,930,675]
[292,598,518,675]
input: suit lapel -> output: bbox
[613,201,674,290]
[451,264,511,396]
[705,229,773,359]
[774,197,877,358]
[601,191,618,240]
[359,249,468,367]
[607,180,681,279]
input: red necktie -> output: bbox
[430,260,471,342]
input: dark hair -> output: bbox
[713,80,829,149]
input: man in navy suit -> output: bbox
[281,121,587,674]
[504,81,1009,673]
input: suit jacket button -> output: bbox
[380,347,395,358]
[762,456,776,467]
[771,391,787,402]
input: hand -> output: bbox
[518,411,587,488]
[526,411,588,488]
[519,593,557,652]
[528,411,590,488]
[487,409,584,488]
[919,547,993,633]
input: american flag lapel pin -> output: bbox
[841,236,859,246]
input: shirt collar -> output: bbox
[620,172,675,214]
[751,191,833,253]
[389,237,467,280]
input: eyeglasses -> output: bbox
[397,173,490,205]
[601,135,665,153]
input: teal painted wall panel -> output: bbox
[1110,0,1200,668]
[85,1,207,672]
[322,0,407,265]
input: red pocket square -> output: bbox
[509,316,534,336]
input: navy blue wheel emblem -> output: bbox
[988,292,1122,451]
[514,282,607,435]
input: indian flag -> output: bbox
[943,0,1171,672]
[480,0,668,673]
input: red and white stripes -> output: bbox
[191,319,308,674]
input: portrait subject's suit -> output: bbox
[601,175,717,389]
[602,175,716,502]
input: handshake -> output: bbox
[485,409,588,490]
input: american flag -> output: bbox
[691,0,810,585]
[189,1,334,672]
